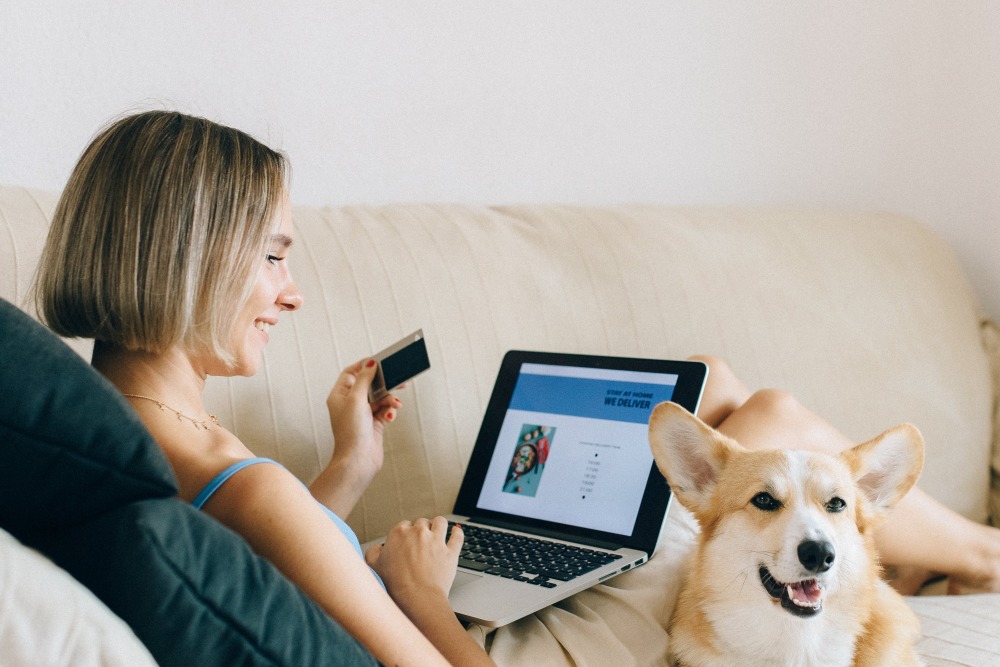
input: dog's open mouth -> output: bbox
[758,566,825,617]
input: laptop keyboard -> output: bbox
[449,523,622,588]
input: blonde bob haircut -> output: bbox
[36,111,289,366]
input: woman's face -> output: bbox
[219,192,303,377]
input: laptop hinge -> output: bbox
[467,516,623,551]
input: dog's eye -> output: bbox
[825,497,847,513]
[751,492,781,511]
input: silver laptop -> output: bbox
[438,350,707,627]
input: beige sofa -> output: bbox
[3,184,1000,665]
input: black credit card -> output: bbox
[368,329,430,402]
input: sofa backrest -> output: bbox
[2,185,994,543]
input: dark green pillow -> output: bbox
[0,298,175,534]
[30,499,377,667]
[0,298,378,665]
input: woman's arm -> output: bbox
[310,358,399,517]
[200,462,459,667]
[291,359,493,663]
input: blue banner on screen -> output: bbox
[509,369,677,425]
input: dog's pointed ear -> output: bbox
[648,401,740,515]
[840,423,924,517]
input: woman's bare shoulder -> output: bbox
[137,413,265,503]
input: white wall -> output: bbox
[3,1,999,317]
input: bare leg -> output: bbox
[690,355,1000,595]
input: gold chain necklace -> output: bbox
[122,393,219,431]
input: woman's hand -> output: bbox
[367,519,495,666]
[327,358,400,475]
[310,358,403,516]
[365,517,464,604]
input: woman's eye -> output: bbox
[825,497,847,513]
[751,492,781,511]
[266,254,284,265]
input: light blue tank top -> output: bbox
[192,457,384,588]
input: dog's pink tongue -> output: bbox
[789,579,823,605]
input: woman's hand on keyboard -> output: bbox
[366,516,464,602]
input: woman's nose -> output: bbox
[279,280,304,311]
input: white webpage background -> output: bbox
[476,409,651,535]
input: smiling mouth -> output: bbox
[758,566,825,617]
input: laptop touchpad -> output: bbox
[452,571,483,590]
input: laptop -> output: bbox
[441,350,708,627]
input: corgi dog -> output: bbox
[648,401,924,667]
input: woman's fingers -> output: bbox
[364,542,384,566]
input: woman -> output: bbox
[35,110,493,667]
[35,111,1000,664]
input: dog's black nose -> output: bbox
[798,540,835,573]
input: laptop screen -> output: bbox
[454,351,708,553]
[474,363,678,535]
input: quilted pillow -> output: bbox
[0,298,175,535]
[31,499,377,667]
[0,298,377,665]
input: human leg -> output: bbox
[688,355,1000,595]
[689,354,750,428]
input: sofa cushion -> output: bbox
[908,594,1000,665]
[29,498,377,667]
[0,298,175,535]
[0,526,157,667]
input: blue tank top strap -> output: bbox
[192,457,277,509]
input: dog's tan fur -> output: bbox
[649,402,924,667]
